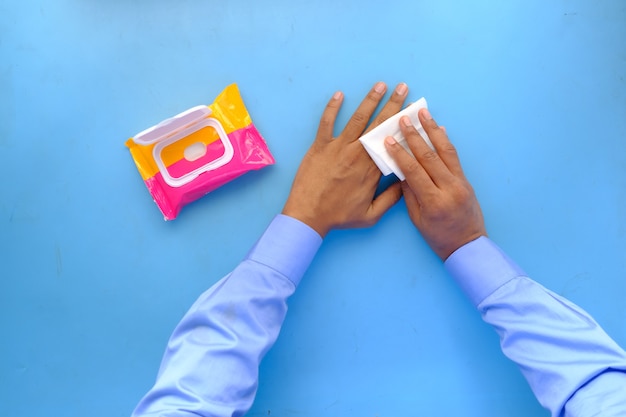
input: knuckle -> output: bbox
[318,117,332,129]
[429,200,447,215]
[372,111,392,126]
[324,101,339,114]
[366,217,379,228]
[345,152,360,166]
[419,149,439,161]
[390,90,405,102]
[421,193,447,216]
[424,117,438,129]
[451,181,472,203]
[404,126,420,139]
[455,184,471,200]
[366,91,380,102]
[366,162,380,177]
[358,215,375,228]
[403,160,422,176]
[440,142,458,156]
[350,111,368,125]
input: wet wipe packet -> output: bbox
[126,84,274,220]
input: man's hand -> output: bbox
[384,109,487,260]
[282,82,407,238]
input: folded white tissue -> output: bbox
[358,98,433,181]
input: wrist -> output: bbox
[281,206,329,238]
[435,232,487,261]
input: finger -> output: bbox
[340,81,387,142]
[365,182,403,224]
[363,82,409,134]
[315,91,344,144]
[384,135,436,199]
[418,109,465,178]
[400,116,454,187]
[401,181,421,218]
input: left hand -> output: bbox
[282,82,408,237]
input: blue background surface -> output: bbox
[1,1,625,416]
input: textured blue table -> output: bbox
[1,1,625,416]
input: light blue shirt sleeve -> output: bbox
[131,214,322,417]
[445,236,626,417]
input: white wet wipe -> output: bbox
[359,98,433,181]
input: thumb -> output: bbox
[366,182,403,224]
[401,181,421,216]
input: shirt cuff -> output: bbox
[444,236,527,307]
[246,214,323,288]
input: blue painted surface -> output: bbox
[1,1,625,416]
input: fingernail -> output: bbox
[420,108,432,120]
[374,81,386,94]
[401,116,412,127]
[333,91,343,100]
[395,83,408,96]
[384,136,397,146]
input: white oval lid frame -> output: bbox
[133,106,234,188]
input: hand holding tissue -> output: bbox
[358,98,433,180]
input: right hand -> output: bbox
[384,108,487,260]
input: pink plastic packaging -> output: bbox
[126,84,274,220]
